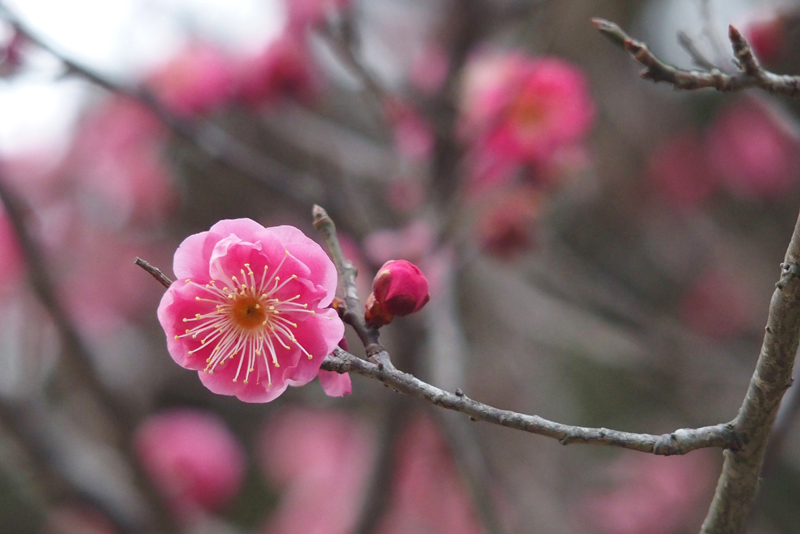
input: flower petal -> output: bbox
[318,370,352,397]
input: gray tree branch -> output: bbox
[593,18,800,96]
[320,349,737,454]
[699,214,800,534]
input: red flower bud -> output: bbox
[365,260,429,327]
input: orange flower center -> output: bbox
[231,296,267,329]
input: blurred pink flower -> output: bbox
[460,52,594,189]
[0,27,25,77]
[134,409,245,516]
[706,100,800,200]
[285,0,352,29]
[157,219,344,402]
[147,43,236,117]
[259,408,375,534]
[378,416,485,534]
[476,185,541,258]
[0,206,24,295]
[363,220,435,265]
[679,269,752,340]
[237,34,319,108]
[410,42,450,95]
[581,452,716,534]
[385,100,435,161]
[744,14,786,63]
[67,97,177,224]
[647,131,719,209]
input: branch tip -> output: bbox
[134,257,173,289]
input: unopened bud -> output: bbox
[365,260,429,328]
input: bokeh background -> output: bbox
[0,0,799,533]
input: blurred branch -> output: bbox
[699,213,800,533]
[0,402,138,534]
[423,249,507,534]
[697,0,728,66]
[593,18,800,96]
[352,397,409,534]
[0,1,324,205]
[0,173,129,428]
[319,22,389,111]
[0,172,179,534]
[677,31,717,71]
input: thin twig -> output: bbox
[321,348,738,454]
[0,401,140,534]
[318,23,389,114]
[677,31,717,71]
[134,258,172,289]
[699,217,800,533]
[593,18,800,96]
[697,0,728,66]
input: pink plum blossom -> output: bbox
[134,409,245,516]
[705,99,800,200]
[158,219,345,402]
[258,408,374,534]
[460,52,595,190]
[237,34,319,108]
[146,44,236,117]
